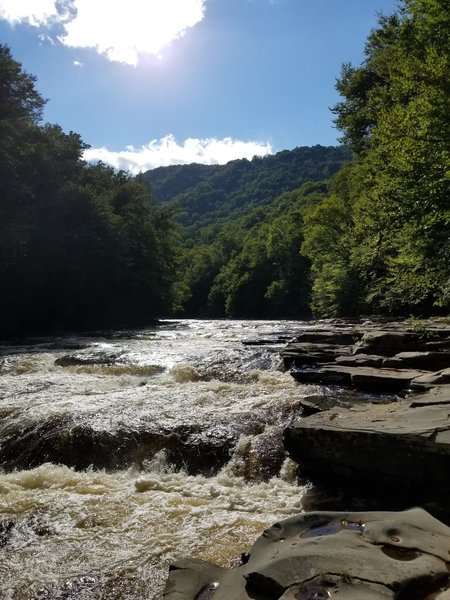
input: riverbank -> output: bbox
[165,318,450,598]
[281,318,450,503]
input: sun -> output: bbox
[60,0,207,66]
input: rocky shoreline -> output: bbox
[282,320,450,498]
[164,319,450,598]
[164,508,450,599]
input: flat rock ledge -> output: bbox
[284,385,450,494]
[281,321,450,393]
[164,508,450,599]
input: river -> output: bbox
[0,319,343,599]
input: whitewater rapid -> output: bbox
[0,320,318,599]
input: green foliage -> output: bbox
[302,166,363,316]
[141,146,351,234]
[5,0,448,330]
[0,47,181,336]
[149,144,346,318]
[183,183,327,318]
[305,0,450,317]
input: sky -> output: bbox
[0,0,398,174]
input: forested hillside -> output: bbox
[140,147,351,318]
[141,145,350,233]
[144,0,449,320]
[0,45,181,337]
[2,0,448,334]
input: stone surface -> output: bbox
[383,351,450,371]
[290,330,360,345]
[282,323,450,393]
[284,399,450,491]
[281,343,353,368]
[291,365,426,391]
[335,353,385,368]
[352,330,450,356]
[164,508,450,600]
[411,368,450,389]
[409,385,450,407]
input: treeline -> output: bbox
[141,147,350,318]
[303,0,450,317]
[2,0,448,335]
[148,0,449,320]
[0,45,181,337]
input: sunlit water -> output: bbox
[0,320,325,599]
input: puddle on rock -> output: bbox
[300,519,364,538]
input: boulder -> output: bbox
[164,508,450,600]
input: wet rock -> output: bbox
[411,367,450,390]
[236,428,285,481]
[290,330,360,345]
[383,351,450,371]
[164,559,226,599]
[0,520,14,548]
[0,417,237,475]
[282,323,450,393]
[55,350,124,367]
[409,385,450,407]
[242,336,292,346]
[164,508,450,600]
[167,429,236,476]
[290,365,353,386]
[282,343,353,368]
[291,365,426,392]
[335,353,385,368]
[284,399,450,495]
[353,330,450,356]
[296,397,333,416]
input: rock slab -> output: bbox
[164,508,450,599]
[284,386,450,491]
[281,322,450,393]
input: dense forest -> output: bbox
[303,0,450,317]
[1,0,449,337]
[146,0,448,320]
[141,147,350,317]
[0,45,181,336]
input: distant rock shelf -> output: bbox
[281,321,450,393]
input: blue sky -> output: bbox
[0,0,397,173]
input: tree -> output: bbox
[324,0,450,315]
[0,47,180,335]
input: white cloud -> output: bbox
[0,0,207,65]
[83,135,273,174]
[0,0,59,26]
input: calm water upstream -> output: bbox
[0,319,329,599]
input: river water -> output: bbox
[0,319,335,599]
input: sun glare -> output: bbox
[0,0,58,26]
[60,0,207,66]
